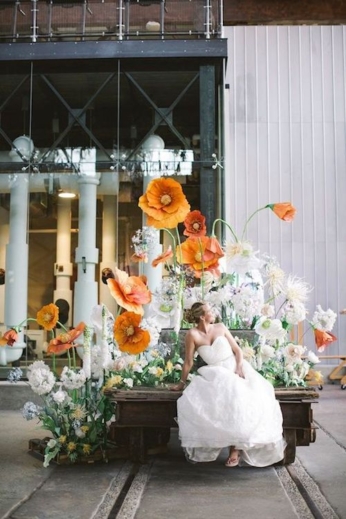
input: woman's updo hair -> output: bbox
[188,302,207,324]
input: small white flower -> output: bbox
[260,344,276,361]
[47,439,57,449]
[261,304,275,318]
[307,350,320,364]
[52,390,68,404]
[123,378,134,388]
[75,428,86,439]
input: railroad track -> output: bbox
[89,455,340,519]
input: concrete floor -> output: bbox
[0,383,345,519]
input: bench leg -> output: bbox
[282,430,296,464]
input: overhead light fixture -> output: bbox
[58,190,76,199]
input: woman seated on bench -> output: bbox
[172,302,286,467]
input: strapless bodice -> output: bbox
[197,336,234,365]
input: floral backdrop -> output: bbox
[3,177,337,465]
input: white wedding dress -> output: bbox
[177,335,286,466]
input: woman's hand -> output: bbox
[170,380,186,391]
[235,364,245,378]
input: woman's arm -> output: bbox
[171,331,196,391]
[224,325,245,378]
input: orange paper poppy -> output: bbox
[36,303,59,331]
[183,210,207,238]
[138,177,190,229]
[107,268,151,315]
[47,322,86,354]
[114,311,150,355]
[314,329,337,352]
[267,203,296,222]
[176,236,224,277]
[0,329,18,347]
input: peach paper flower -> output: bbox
[107,267,151,315]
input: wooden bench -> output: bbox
[106,386,319,464]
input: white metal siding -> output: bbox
[223,25,346,355]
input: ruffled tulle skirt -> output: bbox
[177,358,286,466]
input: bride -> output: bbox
[171,302,286,467]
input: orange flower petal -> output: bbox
[267,203,296,221]
[47,322,86,354]
[36,303,59,331]
[152,246,174,267]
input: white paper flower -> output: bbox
[283,343,306,363]
[282,301,307,325]
[260,344,276,361]
[284,275,311,303]
[307,350,320,364]
[311,305,337,331]
[52,389,68,404]
[225,241,263,275]
[254,317,287,344]
[27,361,56,395]
[60,367,86,390]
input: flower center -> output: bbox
[195,252,202,262]
[192,222,200,231]
[42,312,52,323]
[59,333,70,344]
[126,325,135,336]
[262,319,271,329]
[160,194,172,206]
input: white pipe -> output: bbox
[5,174,29,328]
[53,198,73,327]
[0,207,9,324]
[2,175,29,364]
[73,176,99,327]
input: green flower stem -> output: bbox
[71,345,77,371]
[197,238,205,299]
[161,228,177,268]
[211,218,238,242]
[13,317,37,332]
[241,206,267,241]
[67,349,71,369]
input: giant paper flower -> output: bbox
[36,303,59,331]
[138,177,190,229]
[114,311,150,354]
[107,268,151,315]
[266,202,296,221]
[152,246,174,267]
[47,322,86,354]
[183,210,207,238]
[314,329,337,352]
[0,329,18,347]
[176,236,224,277]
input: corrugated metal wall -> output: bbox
[223,25,346,355]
